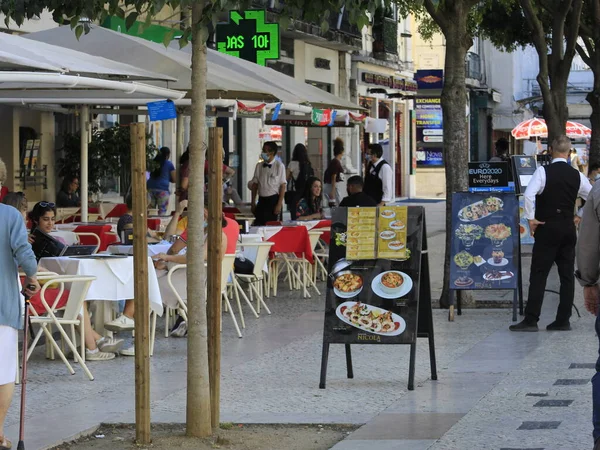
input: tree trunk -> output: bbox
[186,2,212,438]
[587,73,600,166]
[545,78,569,144]
[439,30,470,308]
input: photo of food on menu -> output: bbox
[450,193,518,290]
[323,206,423,345]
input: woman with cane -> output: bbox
[0,157,39,450]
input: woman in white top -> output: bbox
[286,143,313,220]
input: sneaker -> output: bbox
[97,337,124,353]
[509,319,538,332]
[546,320,571,331]
[120,345,135,356]
[85,349,115,361]
[105,314,135,332]
[170,320,188,337]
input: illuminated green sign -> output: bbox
[216,10,280,66]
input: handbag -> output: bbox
[234,256,254,275]
[284,176,297,206]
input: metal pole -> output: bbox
[80,105,89,222]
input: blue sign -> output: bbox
[415,97,443,167]
[147,100,177,122]
[468,186,514,193]
[415,70,444,90]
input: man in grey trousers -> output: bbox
[0,157,39,450]
[576,177,600,450]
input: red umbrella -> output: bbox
[511,118,591,139]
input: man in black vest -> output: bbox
[364,143,393,205]
[510,135,592,332]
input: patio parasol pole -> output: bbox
[207,126,223,429]
[130,122,151,445]
[80,105,89,222]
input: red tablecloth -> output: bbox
[267,226,314,263]
[20,276,69,314]
[223,206,241,215]
[73,224,118,252]
[105,203,128,218]
[313,220,331,245]
[147,218,161,230]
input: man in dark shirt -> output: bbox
[340,176,377,207]
[56,175,81,208]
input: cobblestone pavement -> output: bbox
[4,201,597,450]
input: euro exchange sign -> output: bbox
[216,10,280,66]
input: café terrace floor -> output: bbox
[4,201,597,450]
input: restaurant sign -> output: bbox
[468,162,510,192]
[359,71,417,93]
[312,108,334,126]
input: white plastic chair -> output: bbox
[237,242,275,315]
[221,254,242,338]
[165,264,189,336]
[26,275,97,381]
[74,232,101,253]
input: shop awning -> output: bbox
[25,25,361,110]
[0,31,175,81]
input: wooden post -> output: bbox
[130,122,151,445]
[207,126,223,430]
[80,105,89,222]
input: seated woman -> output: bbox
[29,201,121,360]
[296,177,325,221]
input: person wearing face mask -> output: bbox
[589,163,600,184]
[248,141,287,225]
[363,143,393,206]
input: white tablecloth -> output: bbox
[249,226,282,241]
[40,256,163,316]
[55,223,117,233]
[107,243,171,256]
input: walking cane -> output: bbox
[17,285,34,450]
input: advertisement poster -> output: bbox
[450,193,519,290]
[415,98,443,167]
[518,196,535,245]
[468,162,510,192]
[511,155,537,194]
[323,206,423,345]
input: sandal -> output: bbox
[0,435,12,449]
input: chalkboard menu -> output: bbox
[450,193,519,290]
[322,206,423,345]
[511,155,537,194]
[468,162,510,192]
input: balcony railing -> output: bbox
[465,51,481,80]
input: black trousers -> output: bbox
[254,194,280,226]
[525,218,576,324]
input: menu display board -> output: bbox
[323,206,423,345]
[511,156,537,194]
[450,193,519,290]
[518,196,535,245]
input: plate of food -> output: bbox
[519,223,528,238]
[333,271,364,299]
[485,223,512,247]
[455,224,483,248]
[380,209,396,219]
[458,197,504,222]
[473,255,485,266]
[454,276,474,287]
[371,270,413,299]
[483,270,514,281]
[336,301,406,336]
[389,220,406,230]
[388,240,405,251]
[380,230,396,240]
[488,250,508,267]
[454,251,474,270]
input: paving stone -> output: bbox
[533,400,573,407]
[526,393,549,397]
[518,421,561,430]
[553,379,589,386]
[500,448,544,450]
[569,363,596,369]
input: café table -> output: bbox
[55,222,118,233]
[40,255,163,334]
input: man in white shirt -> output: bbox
[248,141,287,225]
[363,143,394,206]
[510,135,592,332]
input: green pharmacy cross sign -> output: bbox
[216,10,280,66]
